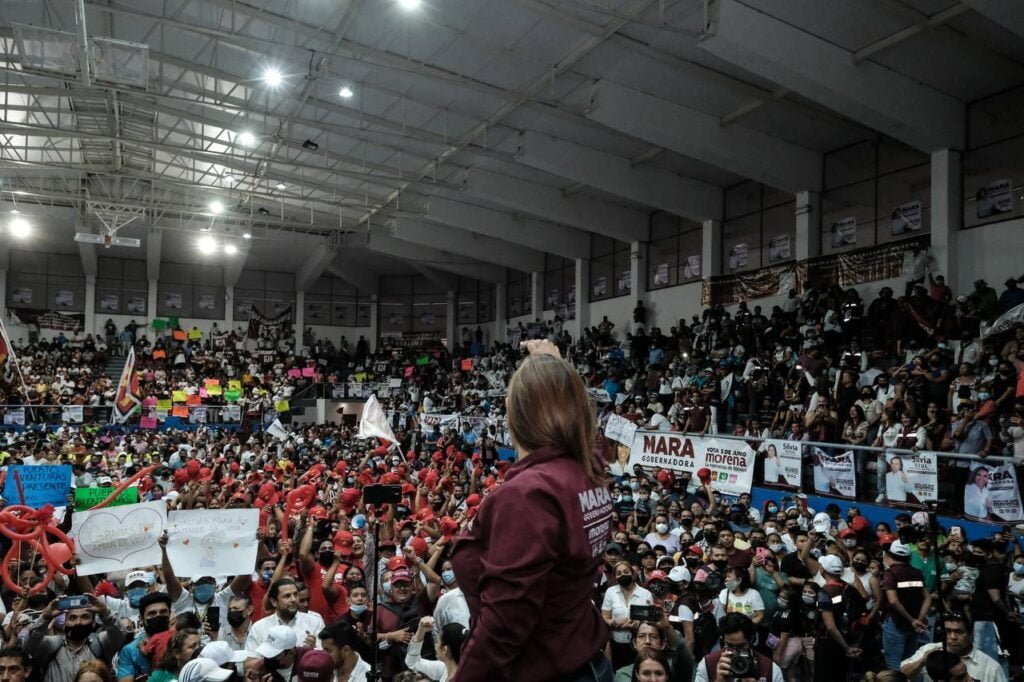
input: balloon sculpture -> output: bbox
[0,464,158,594]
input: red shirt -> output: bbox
[451,446,612,681]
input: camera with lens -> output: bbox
[728,649,757,678]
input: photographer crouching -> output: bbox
[693,613,782,682]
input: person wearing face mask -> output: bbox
[602,562,654,669]
[813,554,866,680]
[26,595,124,682]
[430,563,470,648]
[117,593,174,682]
[644,514,679,555]
[219,596,253,653]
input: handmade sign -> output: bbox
[157,399,172,411]
[172,390,187,403]
[275,400,290,413]
[165,508,258,578]
[140,416,157,429]
[302,367,315,378]
[3,465,72,508]
[70,501,167,576]
[74,486,139,511]
[604,414,637,447]
[228,380,242,391]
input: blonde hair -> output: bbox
[506,354,602,485]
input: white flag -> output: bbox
[267,418,290,441]
[358,394,397,444]
[984,302,1024,338]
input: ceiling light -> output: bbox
[275,183,286,190]
[397,0,421,9]
[263,67,283,87]
[9,217,30,239]
[339,86,354,99]
[237,131,256,147]
[209,200,224,215]
[12,191,27,196]
[242,231,252,239]
[224,174,237,184]
[197,235,216,254]
[224,243,239,255]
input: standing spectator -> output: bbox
[881,541,931,673]
[25,596,125,682]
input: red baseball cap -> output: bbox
[333,530,354,556]
[391,568,413,584]
[647,570,668,583]
[387,556,407,572]
[878,532,898,547]
[838,528,856,539]
[415,507,435,524]
[407,536,428,558]
[439,516,460,541]
[465,494,482,508]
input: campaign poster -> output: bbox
[810,447,856,499]
[594,276,608,297]
[975,178,1013,220]
[728,243,748,270]
[830,216,857,247]
[627,431,756,496]
[964,462,1024,522]
[763,439,801,490]
[99,293,120,312]
[889,200,922,235]
[164,292,183,309]
[54,290,75,308]
[652,264,669,287]
[197,294,216,311]
[768,235,791,262]
[884,451,938,505]
[683,255,701,279]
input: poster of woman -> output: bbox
[962,462,1024,522]
[964,465,994,520]
[885,455,911,503]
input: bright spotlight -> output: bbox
[209,200,225,215]
[224,243,239,255]
[197,236,217,254]
[263,67,283,87]
[237,131,256,147]
[398,0,421,8]
[242,232,252,239]
[339,86,354,99]
[275,183,286,190]
[9,217,30,239]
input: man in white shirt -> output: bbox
[900,612,1006,681]
[246,579,325,654]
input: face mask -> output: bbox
[766,506,778,514]
[127,587,147,609]
[704,532,719,545]
[382,582,392,596]
[802,595,816,606]
[649,582,668,597]
[1014,564,1024,577]
[441,570,456,585]
[768,543,785,553]
[777,598,789,609]
[319,551,334,566]
[261,570,274,584]
[616,575,634,588]
[630,482,640,491]
[656,523,669,534]
[349,603,367,616]
[144,615,170,636]
[621,494,633,502]
[990,358,1000,367]
[193,584,216,605]
[65,622,93,642]
[227,611,247,628]
[945,562,958,573]
[978,392,991,401]
[843,539,857,548]
[725,580,740,592]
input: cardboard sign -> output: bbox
[70,501,167,576]
[75,485,139,511]
[3,465,72,508]
[288,369,302,378]
[172,390,187,403]
[275,400,290,413]
[156,399,172,411]
[165,509,259,578]
[140,416,158,429]
[302,367,315,378]
[228,380,242,391]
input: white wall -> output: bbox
[955,218,1024,294]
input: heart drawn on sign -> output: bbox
[77,507,164,566]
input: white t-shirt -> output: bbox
[718,588,765,619]
[643,531,680,555]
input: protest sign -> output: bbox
[302,367,315,378]
[3,465,72,508]
[140,416,157,429]
[288,369,302,378]
[207,385,222,396]
[187,395,202,407]
[604,414,638,447]
[762,439,801,489]
[75,485,139,510]
[810,448,856,499]
[627,432,755,496]
[225,390,241,402]
[172,390,187,403]
[884,451,938,505]
[70,501,167,575]
[275,400,290,413]
[228,380,242,392]
[165,508,259,578]
[965,462,1024,522]
[156,399,172,411]
[204,379,220,388]
[172,406,189,418]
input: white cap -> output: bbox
[747,508,762,524]
[125,571,154,587]
[179,658,232,682]
[889,540,911,558]
[255,625,298,658]
[201,642,246,666]
[668,566,691,584]
[812,512,831,534]
[818,555,844,576]
[911,511,929,527]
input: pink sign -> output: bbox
[404,367,414,378]
[288,368,302,378]
[140,416,157,429]
[302,367,315,378]
[199,388,209,398]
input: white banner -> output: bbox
[604,414,638,447]
[830,216,857,247]
[70,501,167,576]
[885,451,938,505]
[768,235,791,262]
[810,448,856,499]
[890,200,922,235]
[3,408,25,426]
[965,462,1024,522]
[728,243,748,270]
[975,178,1013,220]
[683,255,701,279]
[627,432,756,496]
[166,509,259,578]
[763,439,801,489]
[61,405,84,424]
[652,264,669,287]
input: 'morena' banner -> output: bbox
[627,431,756,496]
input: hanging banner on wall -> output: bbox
[975,178,1013,220]
[53,290,75,308]
[627,431,756,496]
[247,306,293,339]
[10,288,32,305]
[594,276,608,296]
[884,451,938,505]
[9,309,84,332]
[126,296,146,314]
[762,439,801,490]
[830,216,857,247]
[964,462,1024,522]
[768,235,791,262]
[683,255,701,279]
[889,200,922,235]
[98,293,119,312]
[652,265,669,287]
[810,447,856,499]
[163,292,183,310]
[727,243,749,270]
[197,294,216,311]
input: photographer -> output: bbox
[693,613,782,682]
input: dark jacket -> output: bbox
[451,446,612,681]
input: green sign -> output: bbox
[415,355,429,366]
[74,485,139,511]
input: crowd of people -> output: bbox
[0,267,1018,680]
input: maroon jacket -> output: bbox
[451,446,613,681]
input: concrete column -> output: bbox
[795,190,822,260]
[84,276,96,335]
[294,291,305,351]
[0,269,7,324]
[530,271,543,321]
[930,149,962,289]
[368,294,379,352]
[493,282,507,346]
[629,241,647,331]
[702,219,723,277]
[224,286,234,330]
[445,291,456,352]
[147,279,158,325]
[571,258,590,340]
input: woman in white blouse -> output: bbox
[405,616,468,681]
[601,561,654,669]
